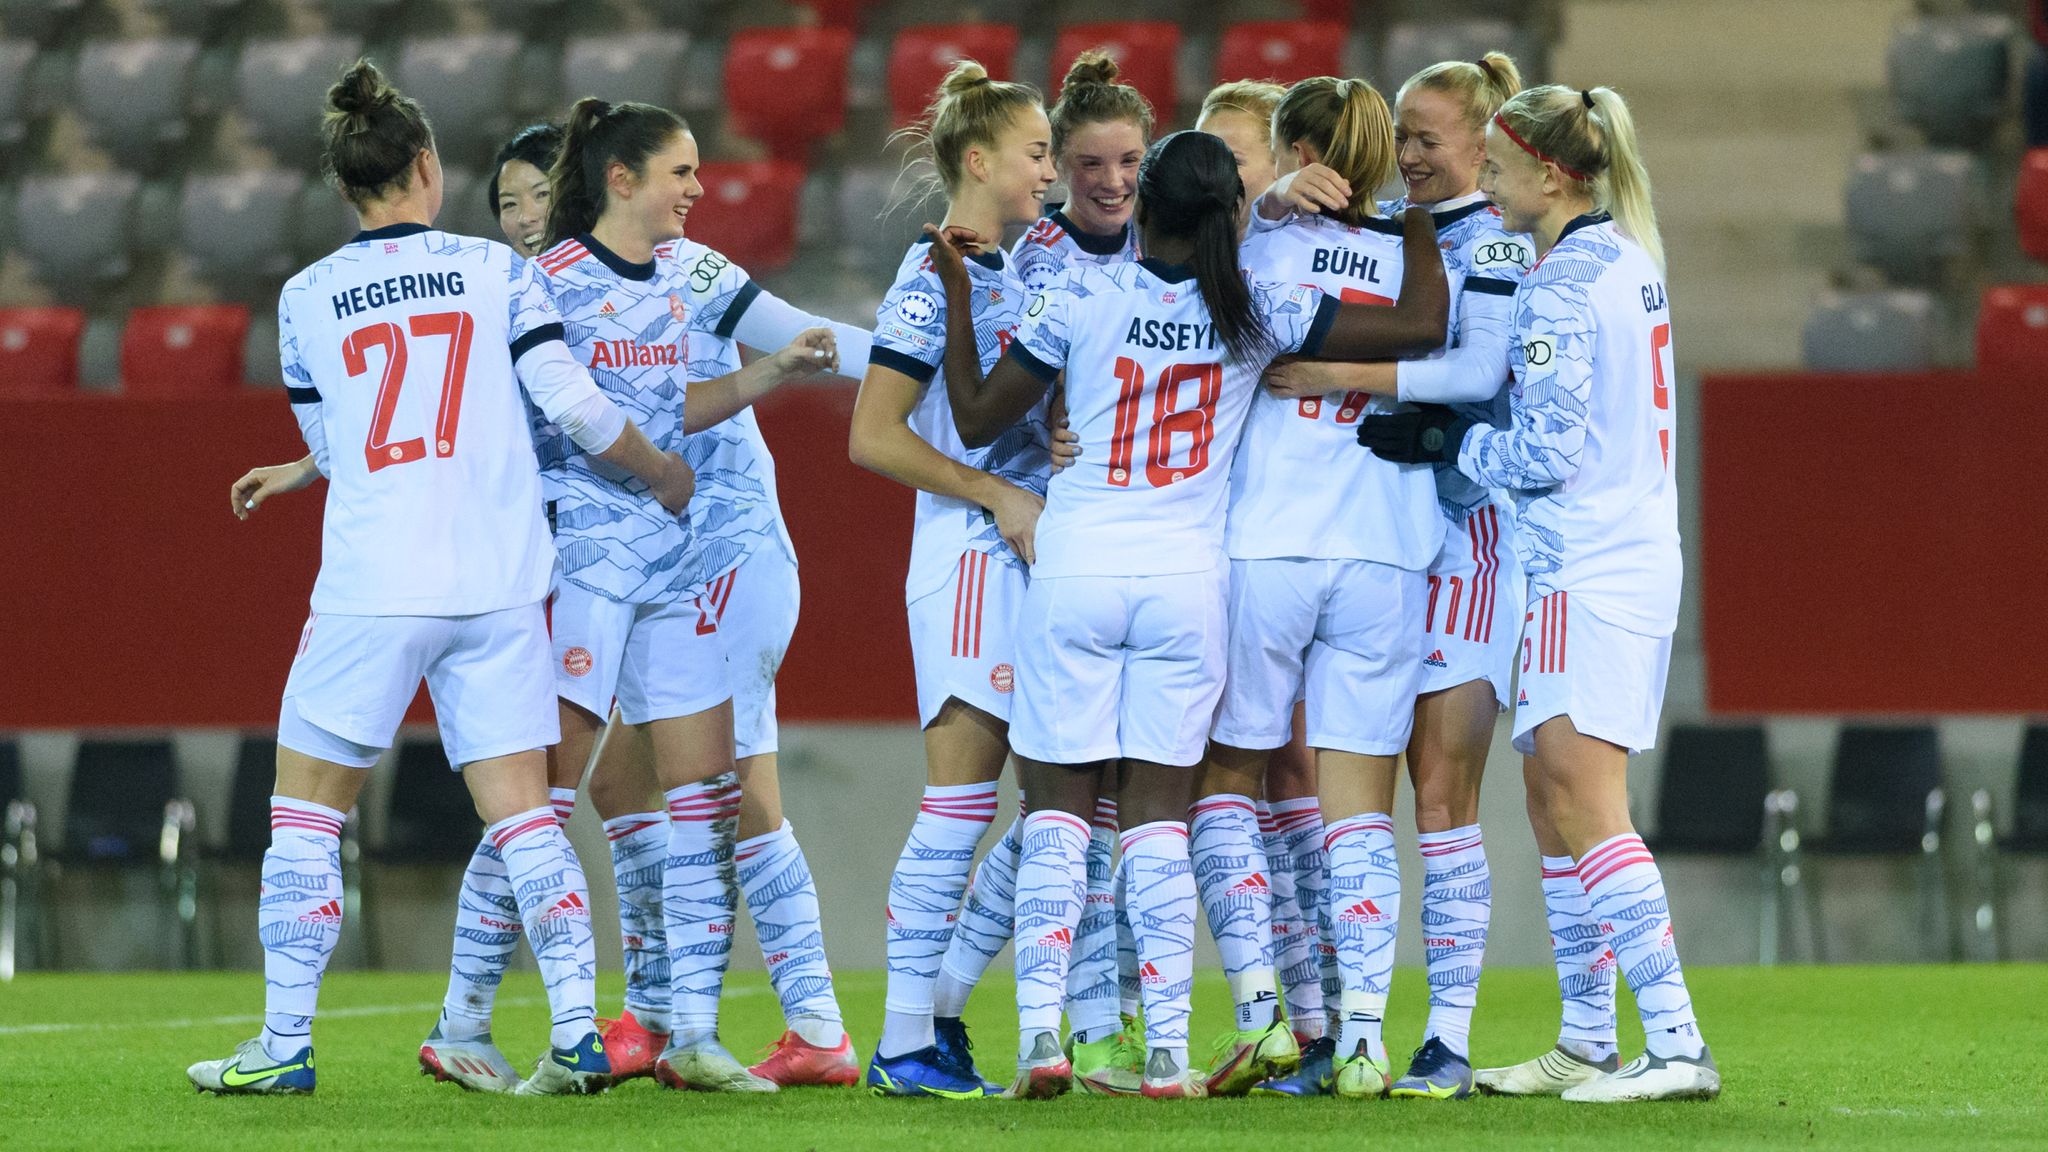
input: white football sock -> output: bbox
[603,811,670,1032]
[1120,820,1197,1066]
[1541,853,1617,1060]
[880,781,998,1056]
[1191,794,1279,1030]
[1063,797,1125,1041]
[260,797,346,1061]
[738,820,843,1047]
[489,807,598,1050]
[1418,824,1490,1057]
[663,777,741,1042]
[1012,810,1090,1060]
[1577,834,1706,1059]
[1326,813,1398,1064]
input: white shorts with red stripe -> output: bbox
[906,549,1026,728]
[1010,566,1228,768]
[278,601,559,769]
[1511,590,1672,756]
[1419,501,1521,708]
[698,547,801,759]
[1211,557,1427,757]
[549,578,733,727]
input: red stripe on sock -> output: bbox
[489,814,557,849]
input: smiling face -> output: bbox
[1479,123,1549,235]
[1058,117,1144,235]
[495,157,550,256]
[1196,105,1279,203]
[1396,87,1487,206]
[976,104,1058,227]
[603,128,702,248]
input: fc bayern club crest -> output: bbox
[668,293,688,324]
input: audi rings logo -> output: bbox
[1474,240,1532,271]
[1522,335,1555,367]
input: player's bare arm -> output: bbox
[1262,358,1398,401]
[596,422,696,514]
[683,327,839,433]
[922,226,1049,450]
[1314,207,1450,360]
[229,455,322,520]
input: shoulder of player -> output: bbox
[534,235,597,280]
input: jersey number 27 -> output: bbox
[343,310,476,474]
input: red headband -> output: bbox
[1492,113,1591,182]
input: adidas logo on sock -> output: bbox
[538,892,589,923]
[298,899,342,924]
[1139,961,1165,985]
[1226,873,1270,897]
[1424,649,1448,668]
[1338,899,1392,925]
[1036,927,1072,950]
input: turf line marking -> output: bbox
[0,987,765,1036]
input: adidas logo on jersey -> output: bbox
[1338,899,1392,925]
[1036,927,1072,950]
[298,899,343,924]
[1425,649,1449,669]
[588,339,682,369]
[598,300,618,316]
[1226,873,1270,897]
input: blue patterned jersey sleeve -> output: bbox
[278,282,329,475]
[679,246,760,340]
[506,251,565,360]
[870,258,949,383]
[1007,286,1073,381]
[1255,280,1334,357]
[1457,265,1597,489]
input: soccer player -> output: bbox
[1257,53,1533,1101]
[1198,76,1445,1099]
[932,49,1153,1096]
[491,122,559,258]
[930,128,1447,1099]
[191,60,691,1097]
[847,60,1055,1099]
[528,97,836,1094]
[1357,84,1719,1103]
[1196,80,1284,203]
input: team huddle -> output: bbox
[189,37,1716,1109]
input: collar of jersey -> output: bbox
[1137,257,1195,283]
[576,232,658,281]
[916,235,1003,271]
[352,222,433,244]
[1417,192,1493,229]
[1555,211,1614,247]
[1048,206,1131,256]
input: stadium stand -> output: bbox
[1842,148,1976,282]
[887,22,1019,128]
[689,160,805,273]
[1380,19,1541,94]
[14,171,140,287]
[392,33,522,158]
[178,169,305,285]
[236,35,366,166]
[0,306,85,395]
[1975,283,2048,372]
[723,25,853,157]
[72,37,199,155]
[1888,14,2013,149]
[1214,21,1346,87]
[1051,22,1180,120]
[119,304,250,396]
[2019,147,2048,261]
[1801,289,1940,372]
[560,31,689,110]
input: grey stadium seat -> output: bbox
[1889,15,2013,148]
[73,37,200,153]
[1379,20,1542,90]
[394,34,521,158]
[0,39,32,147]
[835,162,924,276]
[561,32,687,108]
[179,168,306,283]
[294,178,358,262]
[435,165,494,242]
[238,35,366,165]
[1844,149,1976,280]
[1802,289,1939,372]
[14,171,141,285]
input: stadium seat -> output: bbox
[1889,15,2013,147]
[787,0,878,27]
[0,38,32,147]
[889,23,1020,128]
[1648,724,1771,853]
[835,159,924,274]
[1380,20,1538,91]
[1300,0,1354,25]
[1843,149,1976,280]
[0,307,86,396]
[2011,723,2048,851]
[1051,22,1180,121]
[689,161,805,274]
[379,738,482,863]
[1975,284,2048,374]
[1801,289,1940,371]
[13,171,141,285]
[1821,725,1945,854]
[2018,147,2048,262]
[295,176,359,262]
[561,31,688,109]
[236,34,365,166]
[436,165,494,244]
[220,734,277,863]
[178,169,305,283]
[119,305,250,396]
[72,37,199,153]
[724,26,854,156]
[393,33,521,156]
[1215,21,1347,86]
[61,739,181,863]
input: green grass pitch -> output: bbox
[1,965,2040,1150]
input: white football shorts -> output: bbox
[1211,557,1428,758]
[699,545,800,760]
[279,602,559,769]
[549,578,733,727]
[1419,500,1520,709]
[1010,566,1228,768]
[1512,590,1672,756]
[906,549,1026,728]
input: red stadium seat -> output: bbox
[2019,148,2048,263]
[1977,284,2048,374]
[687,162,806,274]
[787,0,878,28]
[120,305,249,396]
[724,26,853,157]
[1301,0,1355,26]
[0,307,87,396]
[1216,21,1347,86]
[889,23,1020,128]
[1051,22,1180,122]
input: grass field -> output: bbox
[1,965,2041,1151]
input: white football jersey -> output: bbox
[278,223,561,616]
[1458,214,1681,636]
[1011,259,1336,580]
[1227,213,1445,569]
[1010,205,1141,294]
[871,239,1048,602]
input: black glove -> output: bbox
[1356,405,1473,465]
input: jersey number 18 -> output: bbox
[1107,356,1222,489]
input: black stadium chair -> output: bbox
[1812,724,1951,962]
[381,737,485,864]
[1,736,45,977]
[52,739,199,968]
[2012,725,2048,852]
[1648,724,1771,853]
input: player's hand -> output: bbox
[230,457,320,520]
[1264,163,1352,219]
[986,482,1044,567]
[1356,405,1473,465]
[920,223,983,292]
[1261,357,1323,399]
[1048,385,1080,472]
[770,327,839,380]
[648,451,697,514]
